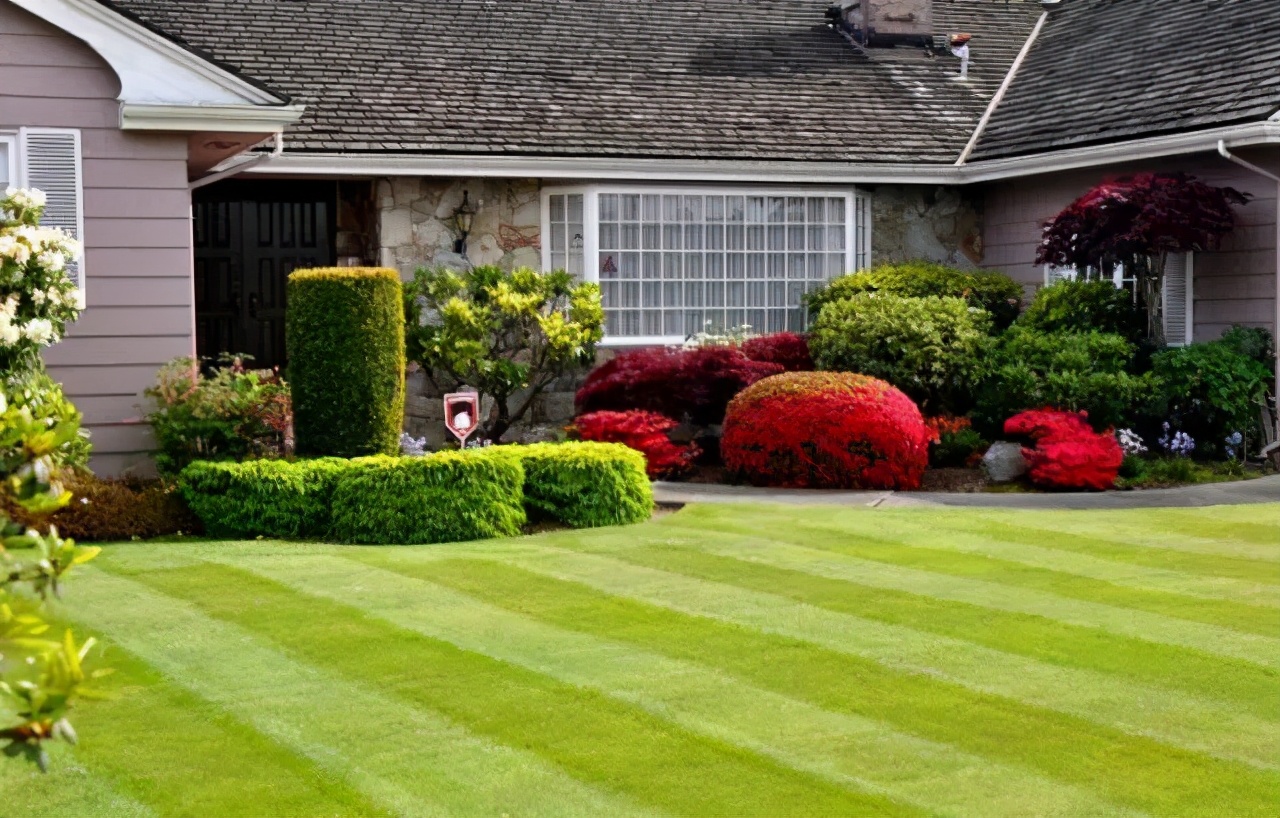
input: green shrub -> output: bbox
[1150,338,1273,456]
[809,293,991,413]
[1016,280,1147,343]
[3,368,91,471]
[179,458,355,539]
[2,474,201,542]
[807,261,1023,330]
[931,427,988,468]
[973,329,1155,434]
[288,267,405,458]
[145,356,291,476]
[507,442,653,528]
[330,451,525,545]
[1219,324,1276,370]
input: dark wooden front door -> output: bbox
[193,181,335,371]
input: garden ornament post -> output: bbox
[444,390,481,446]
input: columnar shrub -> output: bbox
[809,293,991,414]
[1005,409,1123,491]
[721,372,930,490]
[179,458,356,539]
[329,451,525,545]
[807,262,1023,329]
[741,332,813,371]
[576,346,783,425]
[572,410,699,478]
[508,442,654,528]
[288,267,405,457]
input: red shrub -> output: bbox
[572,410,700,479]
[924,414,972,444]
[1004,409,1122,491]
[721,372,930,490]
[575,346,783,425]
[741,333,813,372]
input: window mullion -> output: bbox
[584,189,600,285]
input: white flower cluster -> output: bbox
[0,295,59,346]
[0,187,84,355]
[3,186,46,212]
[0,224,82,273]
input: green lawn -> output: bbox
[6,502,1279,817]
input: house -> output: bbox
[2,0,1276,473]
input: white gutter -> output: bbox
[1218,139,1280,456]
[957,10,1048,167]
[190,133,285,191]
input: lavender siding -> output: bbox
[0,0,194,476]
[981,152,1279,341]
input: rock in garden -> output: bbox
[982,442,1028,482]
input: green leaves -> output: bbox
[404,266,604,441]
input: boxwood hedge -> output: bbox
[179,458,355,539]
[504,442,653,528]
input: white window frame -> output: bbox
[542,184,869,346]
[0,133,17,189]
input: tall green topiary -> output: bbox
[287,267,405,457]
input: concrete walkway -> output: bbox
[653,474,1280,510]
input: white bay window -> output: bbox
[545,186,871,344]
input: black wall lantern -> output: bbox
[453,190,478,255]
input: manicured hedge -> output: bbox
[287,267,405,458]
[509,442,654,528]
[807,262,1023,330]
[179,458,355,539]
[329,451,526,545]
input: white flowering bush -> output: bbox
[0,188,84,371]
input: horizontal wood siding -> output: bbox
[981,151,1279,341]
[0,0,194,475]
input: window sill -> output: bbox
[598,335,685,349]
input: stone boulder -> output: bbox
[982,441,1028,483]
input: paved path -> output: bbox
[653,474,1280,510]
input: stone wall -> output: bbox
[870,184,985,269]
[377,177,542,276]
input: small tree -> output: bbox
[1036,173,1249,343]
[404,265,604,442]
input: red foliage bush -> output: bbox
[721,372,930,490]
[741,333,813,372]
[572,410,700,479]
[924,414,972,444]
[575,346,783,425]
[1005,409,1123,491]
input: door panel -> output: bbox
[193,182,334,371]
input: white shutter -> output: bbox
[1162,251,1193,346]
[1044,264,1078,285]
[20,128,85,295]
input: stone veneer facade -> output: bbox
[376,178,982,447]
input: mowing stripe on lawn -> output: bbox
[67,567,658,818]
[659,517,1280,661]
[122,559,910,818]
[400,545,1280,771]
[5,620,386,818]
[757,508,1280,605]
[907,513,1280,588]
[0,756,156,818]
[408,555,1280,817]
[207,551,1148,818]
[591,539,1280,719]
[665,508,1280,639]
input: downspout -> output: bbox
[189,132,284,191]
[956,11,1048,166]
[1218,139,1280,456]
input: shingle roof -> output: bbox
[971,0,1280,161]
[103,0,1040,164]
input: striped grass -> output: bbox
[9,502,1279,817]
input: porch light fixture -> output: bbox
[453,190,478,254]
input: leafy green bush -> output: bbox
[809,293,991,413]
[1150,338,1273,456]
[1016,280,1147,343]
[288,267,405,458]
[330,451,525,545]
[1219,325,1276,370]
[931,428,988,468]
[807,261,1023,330]
[179,458,355,539]
[505,442,653,528]
[404,265,603,441]
[145,356,291,476]
[973,329,1155,434]
[4,368,91,471]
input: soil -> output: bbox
[920,468,989,493]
